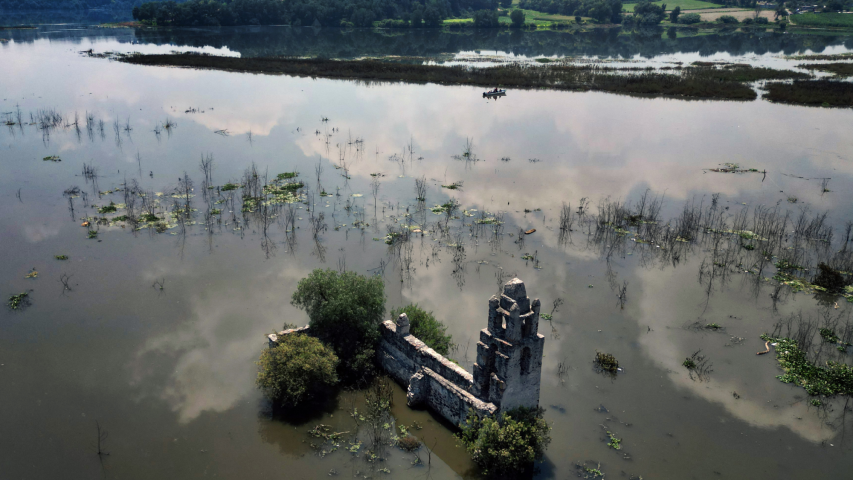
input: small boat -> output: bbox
[483,89,506,98]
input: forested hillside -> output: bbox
[0,0,146,10]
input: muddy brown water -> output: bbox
[2,25,853,480]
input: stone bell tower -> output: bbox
[472,278,545,411]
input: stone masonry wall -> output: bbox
[378,318,496,424]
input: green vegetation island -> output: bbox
[116,52,853,106]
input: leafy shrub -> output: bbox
[291,269,385,380]
[390,304,453,355]
[256,333,339,406]
[756,16,769,24]
[457,407,552,475]
[717,15,739,24]
[679,13,701,24]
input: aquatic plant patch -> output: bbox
[605,431,621,450]
[97,202,118,214]
[760,335,853,397]
[765,80,853,107]
[705,162,763,173]
[8,292,29,310]
[594,352,619,373]
[799,63,853,78]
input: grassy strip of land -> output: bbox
[790,13,853,28]
[765,80,853,107]
[799,62,853,77]
[119,53,760,100]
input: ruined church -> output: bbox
[268,277,544,425]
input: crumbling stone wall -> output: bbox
[267,278,544,427]
[378,316,496,425]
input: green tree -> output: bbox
[669,5,681,22]
[390,304,453,355]
[825,0,843,11]
[423,6,442,26]
[256,333,339,406]
[473,9,500,27]
[291,269,385,379]
[510,8,526,27]
[457,407,552,475]
[633,1,666,24]
[410,7,424,27]
[500,0,513,7]
[774,2,787,19]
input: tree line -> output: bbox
[131,0,497,27]
[0,0,145,11]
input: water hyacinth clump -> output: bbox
[761,334,853,397]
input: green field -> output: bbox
[790,13,853,28]
[623,0,723,12]
[446,8,579,27]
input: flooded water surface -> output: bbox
[3,25,853,480]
